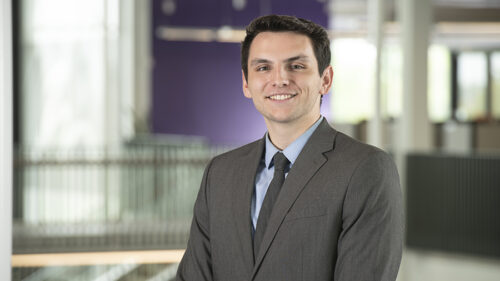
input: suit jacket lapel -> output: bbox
[251,120,337,279]
[231,137,265,277]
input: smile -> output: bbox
[268,94,297,101]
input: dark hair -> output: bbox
[241,14,331,81]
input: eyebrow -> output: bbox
[250,55,310,66]
[250,58,271,66]
[284,55,310,63]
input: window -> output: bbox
[380,42,402,119]
[428,45,451,123]
[20,0,123,148]
[491,52,500,119]
[456,52,488,121]
[380,43,452,123]
[330,39,375,123]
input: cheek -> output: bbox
[303,78,322,93]
[251,78,269,91]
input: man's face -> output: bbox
[242,31,333,128]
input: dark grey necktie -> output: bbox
[253,152,290,260]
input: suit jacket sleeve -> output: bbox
[176,159,214,281]
[334,150,404,281]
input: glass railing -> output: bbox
[12,140,230,280]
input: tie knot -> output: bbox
[273,152,289,172]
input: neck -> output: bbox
[266,115,321,150]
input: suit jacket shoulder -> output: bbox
[210,138,264,171]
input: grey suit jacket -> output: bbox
[176,119,403,281]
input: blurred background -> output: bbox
[1,0,500,280]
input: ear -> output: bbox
[242,70,252,99]
[319,65,333,95]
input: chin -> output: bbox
[265,114,296,124]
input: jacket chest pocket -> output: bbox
[284,205,327,222]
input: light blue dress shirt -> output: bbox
[251,116,324,231]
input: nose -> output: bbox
[271,66,289,87]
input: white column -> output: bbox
[133,0,152,135]
[398,0,433,153]
[0,0,13,279]
[396,3,432,280]
[105,0,152,145]
[367,0,385,148]
[119,0,152,139]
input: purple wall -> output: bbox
[152,0,330,145]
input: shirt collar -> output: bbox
[264,116,323,169]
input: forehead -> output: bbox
[249,31,315,60]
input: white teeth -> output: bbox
[269,94,293,100]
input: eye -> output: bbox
[290,64,305,70]
[256,65,269,72]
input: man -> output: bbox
[176,15,403,281]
